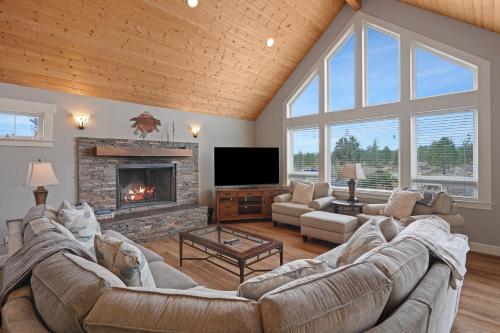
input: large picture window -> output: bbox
[283,14,490,208]
[288,127,319,182]
[330,118,400,190]
[412,109,477,199]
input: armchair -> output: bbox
[272,182,335,227]
[357,193,464,233]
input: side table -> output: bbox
[331,200,365,216]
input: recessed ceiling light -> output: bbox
[187,0,198,8]
[266,38,274,47]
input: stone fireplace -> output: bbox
[76,137,208,243]
[116,163,176,210]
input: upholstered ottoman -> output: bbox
[300,211,358,244]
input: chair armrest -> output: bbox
[309,196,335,210]
[362,204,387,215]
[274,193,292,203]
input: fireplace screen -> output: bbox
[116,163,175,209]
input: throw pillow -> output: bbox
[432,192,455,214]
[336,220,386,267]
[291,182,314,205]
[53,221,78,241]
[238,259,329,300]
[58,201,101,251]
[94,234,156,288]
[376,217,402,242]
[383,189,422,220]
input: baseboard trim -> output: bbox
[469,242,500,257]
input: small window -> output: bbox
[288,74,319,118]
[364,25,400,106]
[0,113,41,139]
[288,127,319,182]
[330,117,400,191]
[327,32,355,112]
[414,45,476,99]
[0,97,55,147]
[412,109,477,199]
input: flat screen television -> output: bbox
[214,147,279,186]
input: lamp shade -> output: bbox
[24,161,59,187]
[340,163,366,180]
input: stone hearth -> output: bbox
[76,137,207,242]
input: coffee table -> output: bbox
[179,225,283,282]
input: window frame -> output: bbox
[282,12,492,210]
[410,42,478,100]
[0,97,56,147]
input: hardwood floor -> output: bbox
[145,221,500,333]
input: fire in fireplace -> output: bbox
[116,163,176,209]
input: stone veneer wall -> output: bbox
[77,137,199,212]
[100,205,208,243]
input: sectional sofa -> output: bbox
[2,204,464,333]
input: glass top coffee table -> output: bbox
[179,225,283,282]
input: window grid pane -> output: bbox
[289,127,319,183]
[415,46,475,98]
[412,109,477,198]
[289,75,320,118]
[328,32,355,112]
[365,26,400,106]
[330,118,400,190]
[0,113,40,139]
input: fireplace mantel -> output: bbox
[95,145,193,157]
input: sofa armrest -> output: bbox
[274,193,292,203]
[362,204,387,215]
[309,196,335,210]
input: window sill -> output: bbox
[0,138,54,147]
[332,187,493,211]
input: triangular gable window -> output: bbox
[288,74,319,118]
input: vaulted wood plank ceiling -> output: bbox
[0,1,499,120]
[0,0,344,120]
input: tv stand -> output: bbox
[215,187,281,223]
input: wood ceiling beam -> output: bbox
[345,0,361,11]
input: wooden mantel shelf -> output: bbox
[95,145,193,157]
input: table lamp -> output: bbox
[24,159,59,205]
[340,163,365,202]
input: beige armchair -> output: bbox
[357,193,464,233]
[272,182,335,227]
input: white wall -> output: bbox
[256,0,500,249]
[0,82,255,251]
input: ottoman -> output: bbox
[300,211,358,244]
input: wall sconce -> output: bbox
[74,114,89,130]
[190,126,201,138]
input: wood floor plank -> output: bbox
[144,221,500,332]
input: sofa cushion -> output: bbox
[271,202,314,217]
[31,252,125,333]
[291,182,314,205]
[58,201,101,252]
[2,297,51,333]
[301,211,358,233]
[95,234,156,288]
[238,259,330,301]
[432,192,455,214]
[148,261,198,289]
[84,287,262,333]
[336,220,386,267]
[102,230,164,263]
[384,189,421,220]
[378,217,402,242]
[313,182,330,199]
[22,204,58,232]
[258,261,393,333]
[355,238,430,317]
